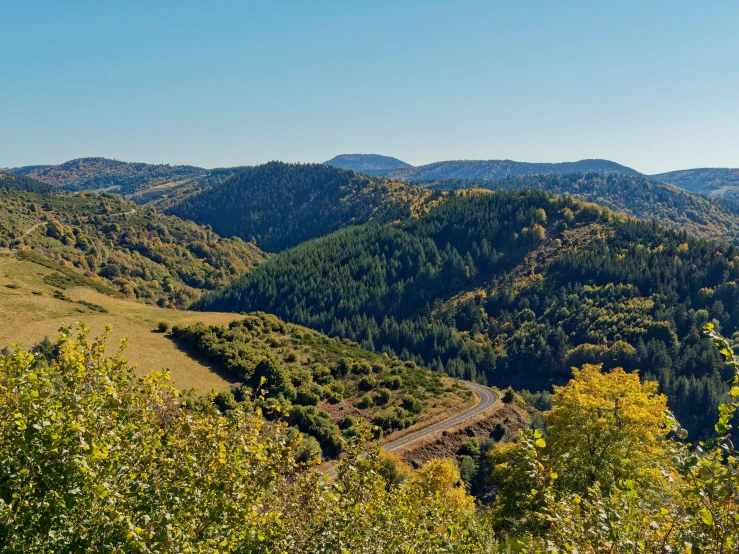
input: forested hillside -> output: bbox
[166,161,435,252]
[386,158,640,181]
[199,190,738,439]
[9,157,208,194]
[652,166,739,200]
[424,172,739,244]
[0,189,265,307]
[325,153,412,175]
[0,172,55,194]
[171,312,471,459]
[129,166,249,208]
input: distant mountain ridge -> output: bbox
[10,157,207,194]
[326,154,641,180]
[387,158,641,180]
[423,173,739,245]
[324,154,412,175]
[650,167,739,201]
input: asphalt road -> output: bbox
[326,382,498,477]
[383,382,498,453]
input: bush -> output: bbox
[458,437,481,458]
[295,386,320,406]
[383,375,403,390]
[332,358,350,377]
[358,394,374,409]
[491,422,507,440]
[501,388,515,404]
[157,321,170,333]
[353,362,372,375]
[373,408,403,430]
[288,405,343,457]
[374,387,392,405]
[401,394,423,414]
[358,375,377,391]
[295,435,322,464]
[458,455,478,489]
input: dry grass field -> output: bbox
[0,251,243,392]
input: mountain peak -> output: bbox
[325,154,412,176]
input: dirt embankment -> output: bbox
[392,401,530,468]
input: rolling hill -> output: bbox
[422,173,739,244]
[0,250,247,392]
[8,157,250,199]
[197,189,736,439]
[0,246,477,461]
[0,188,266,307]
[171,312,473,459]
[386,158,641,181]
[325,154,412,175]
[651,167,739,200]
[166,161,436,252]
[9,157,206,194]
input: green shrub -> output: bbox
[373,387,392,405]
[383,375,403,390]
[458,437,481,457]
[401,394,422,414]
[295,386,320,406]
[358,375,377,391]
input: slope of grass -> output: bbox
[0,252,243,392]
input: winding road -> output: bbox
[382,382,498,453]
[326,382,498,477]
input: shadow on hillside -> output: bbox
[165,335,241,387]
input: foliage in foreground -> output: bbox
[0,324,491,553]
[489,324,739,552]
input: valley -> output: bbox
[3,153,739,551]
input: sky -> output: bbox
[2,0,738,174]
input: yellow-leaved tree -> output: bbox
[545,363,670,494]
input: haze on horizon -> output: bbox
[2,1,738,174]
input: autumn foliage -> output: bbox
[0,324,489,553]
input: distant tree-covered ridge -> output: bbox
[199,189,739,439]
[166,161,438,252]
[170,312,471,459]
[325,153,413,175]
[385,157,640,181]
[9,157,209,194]
[423,172,739,244]
[651,166,739,201]
[0,188,265,307]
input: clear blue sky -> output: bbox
[2,0,738,174]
